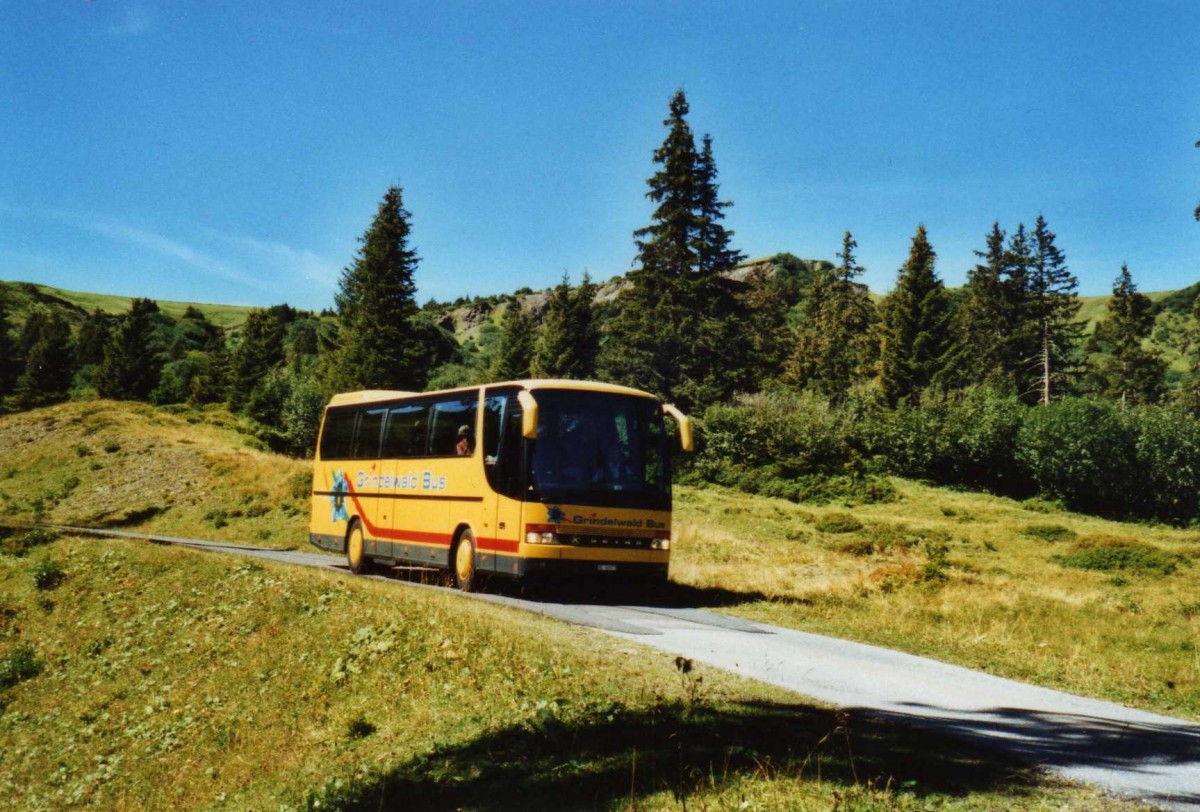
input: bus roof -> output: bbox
[325,379,659,408]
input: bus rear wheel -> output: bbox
[453,529,477,592]
[346,522,369,575]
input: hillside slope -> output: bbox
[0,401,311,550]
[0,402,1132,810]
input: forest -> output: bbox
[3,90,1200,524]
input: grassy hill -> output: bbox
[0,401,1145,810]
[0,281,257,330]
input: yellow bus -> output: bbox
[308,379,693,590]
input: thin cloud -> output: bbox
[85,218,279,298]
[103,4,154,37]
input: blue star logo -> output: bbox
[330,469,350,523]
[547,505,565,524]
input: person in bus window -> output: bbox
[456,425,473,456]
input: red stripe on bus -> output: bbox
[344,482,518,553]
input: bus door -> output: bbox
[381,401,431,563]
[482,389,525,575]
[352,407,388,555]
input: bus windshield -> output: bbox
[528,389,670,510]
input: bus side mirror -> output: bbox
[663,404,694,452]
[517,391,538,440]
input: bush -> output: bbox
[1021,524,1077,543]
[1017,398,1139,516]
[0,643,43,688]
[1133,404,1200,523]
[1054,536,1183,575]
[32,559,64,590]
[1,527,59,557]
[814,512,863,534]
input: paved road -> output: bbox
[43,527,1200,810]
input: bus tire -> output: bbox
[346,521,369,575]
[453,528,477,592]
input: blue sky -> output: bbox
[2,1,1198,312]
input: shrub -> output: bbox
[0,643,43,688]
[1133,404,1200,523]
[815,512,863,534]
[1,527,59,557]
[1017,398,1139,516]
[32,559,65,591]
[346,716,377,740]
[1020,524,1077,543]
[1055,536,1183,575]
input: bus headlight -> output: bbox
[650,538,671,551]
[526,530,558,545]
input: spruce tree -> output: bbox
[0,290,17,398]
[786,231,875,398]
[738,263,793,391]
[97,298,163,401]
[1027,215,1084,404]
[75,309,110,368]
[228,306,290,412]
[878,225,952,405]
[489,300,536,381]
[531,272,599,379]
[329,185,426,392]
[1092,264,1166,405]
[600,89,744,410]
[14,309,74,406]
[946,223,1010,388]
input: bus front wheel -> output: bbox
[346,522,368,575]
[453,529,477,592]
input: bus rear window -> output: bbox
[319,408,357,460]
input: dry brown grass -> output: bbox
[672,481,1200,720]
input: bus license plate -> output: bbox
[598,564,617,572]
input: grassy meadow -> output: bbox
[0,399,1183,809]
[0,400,312,551]
[670,482,1200,721]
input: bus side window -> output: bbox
[383,403,429,458]
[320,409,358,460]
[353,408,386,459]
[430,397,478,456]
[484,390,523,498]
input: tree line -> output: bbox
[2,90,1199,519]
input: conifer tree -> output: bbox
[531,272,599,379]
[97,298,163,400]
[328,185,426,392]
[1092,264,1166,405]
[738,263,793,391]
[14,308,74,406]
[0,291,17,398]
[228,306,290,412]
[489,300,536,381]
[786,231,875,398]
[601,89,744,410]
[946,223,1010,388]
[1027,215,1084,404]
[878,225,952,405]
[75,309,110,368]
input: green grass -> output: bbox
[0,403,1142,806]
[0,401,312,550]
[671,482,1200,721]
[0,538,1129,811]
[0,281,256,329]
